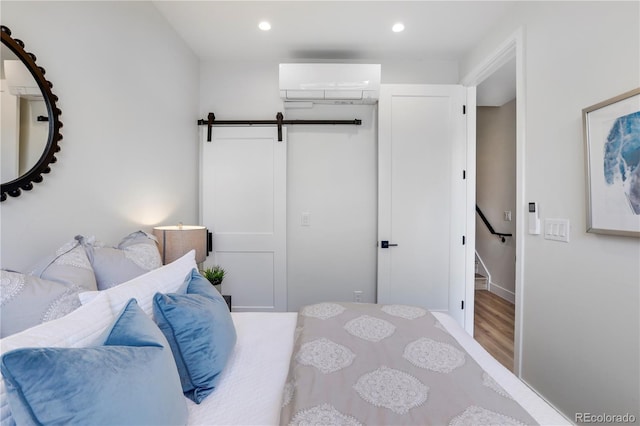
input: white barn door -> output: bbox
[201,127,287,312]
[378,84,467,326]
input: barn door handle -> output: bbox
[380,240,398,248]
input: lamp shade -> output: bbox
[153,225,207,264]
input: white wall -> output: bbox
[462,2,639,420]
[199,59,457,311]
[286,104,377,311]
[0,1,200,271]
[476,100,516,300]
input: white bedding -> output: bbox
[186,312,297,426]
[188,311,569,426]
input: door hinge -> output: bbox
[461,300,465,310]
[462,235,466,245]
[463,170,466,179]
[463,105,466,114]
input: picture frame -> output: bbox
[583,88,640,237]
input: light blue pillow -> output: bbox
[153,268,237,404]
[0,299,188,426]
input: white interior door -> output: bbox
[378,84,467,326]
[200,126,287,312]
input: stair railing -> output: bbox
[476,205,513,243]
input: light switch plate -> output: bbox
[544,218,570,242]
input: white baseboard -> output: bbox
[489,282,515,304]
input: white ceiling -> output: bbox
[476,57,516,106]
[153,1,517,105]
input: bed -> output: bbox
[0,251,569,425]
[187,311,568,426]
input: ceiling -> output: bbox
[153,1,517,105]
[476,57,516,106]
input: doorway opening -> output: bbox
[461,27,525,375]
[474,57,517,371]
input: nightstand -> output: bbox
[222,295,232,312]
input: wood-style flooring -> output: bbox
[474,290,515,372]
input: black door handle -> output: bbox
[381,240,398,248]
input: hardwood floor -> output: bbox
[474,290,514,372]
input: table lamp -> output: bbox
[153,223,208,264]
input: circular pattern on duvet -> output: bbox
[300,302,345,320]
[289,403,362,426]
[381,304,427,320]
[296,338,355,374]
[403,337,465,373]
[434,320,447,333]
[482,372,513,399]
[281,381,294,408]
[344,315,396,342]
[449,405,526,426]
[0,270,25,306]
[354,366,428,414]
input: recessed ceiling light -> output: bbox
[392,23,405,33]
[258,21,271,31]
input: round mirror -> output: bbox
[1,25,62,201]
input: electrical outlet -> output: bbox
[353,291,363,303]
[504,211,512,221]
[301,212,311,227]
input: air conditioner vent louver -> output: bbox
[279,63,380,104]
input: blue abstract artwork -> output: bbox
[603,111,640,215]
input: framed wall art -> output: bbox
[583,88,640,237]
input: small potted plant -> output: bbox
[200,265,225,293]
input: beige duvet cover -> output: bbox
[280,302,537,426]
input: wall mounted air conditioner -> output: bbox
[279,63,381,104]
[3,60,42,98]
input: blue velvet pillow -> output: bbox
[153,268,237,403]
[0,299,188,426]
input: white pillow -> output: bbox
[80,250,197,316]
[0,291,113,426]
